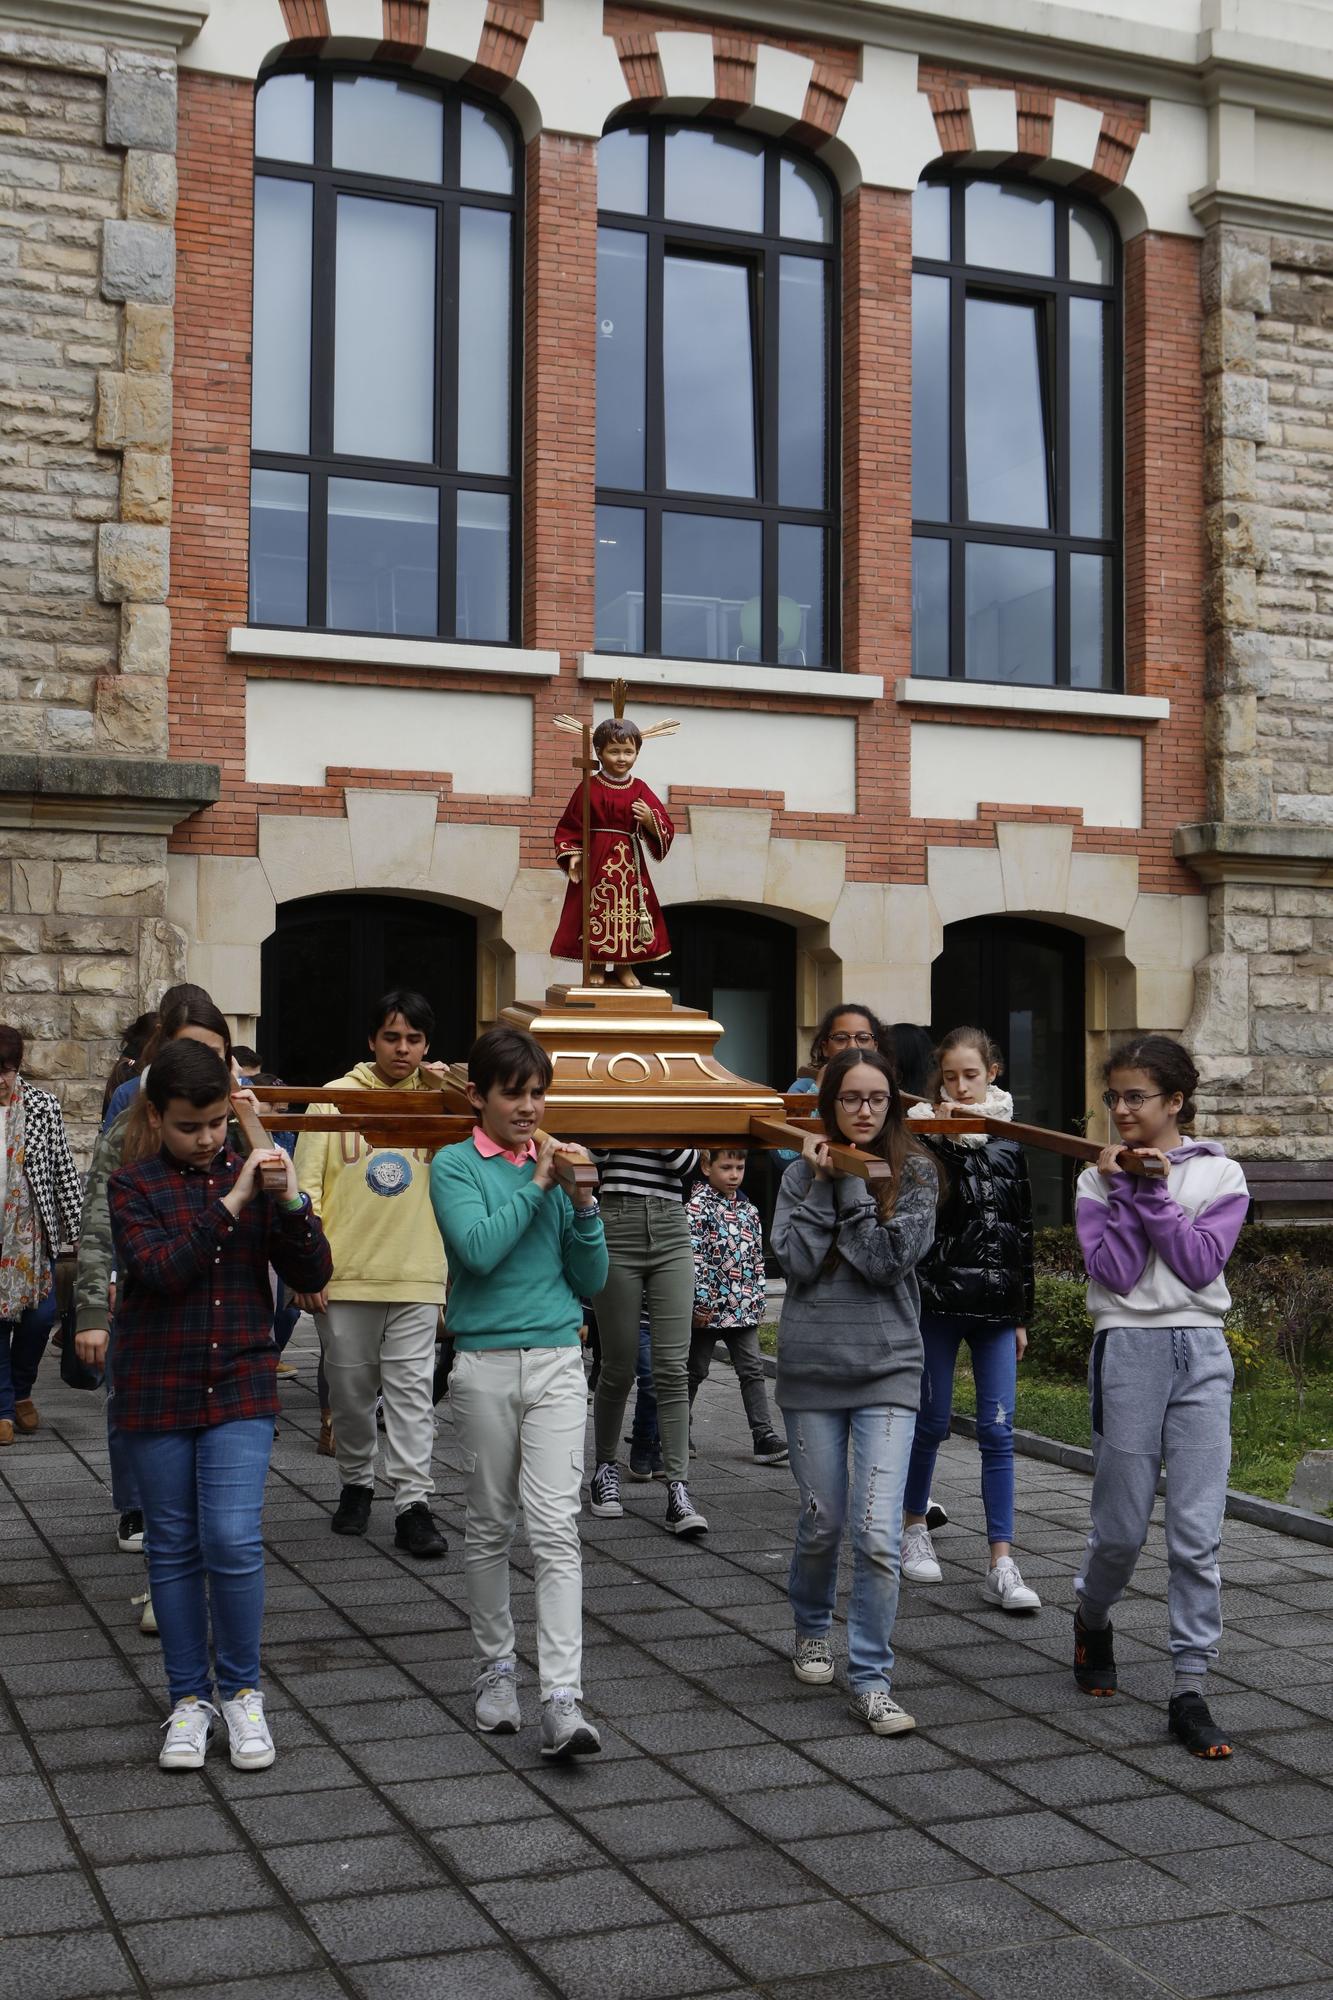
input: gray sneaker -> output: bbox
[849,1689,915,1736]
[474,1660,521,1735]
[540,1688,601,1760]
[793,1634,835,1685]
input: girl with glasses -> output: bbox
[770,1048,942,1735]
[1074,1035,1249,1760]
[901,1028,1040,1612]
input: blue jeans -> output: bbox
[782,1404,914,1693]
[0,1283,57,1419]
[630,1312,659,1446]
[903,1313,1017,1544]
[104,1326,142,1514]
[121,1418,273,1704]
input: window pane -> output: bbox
[1069,207,1113,285]
[458,207,511,475]
[327,478,438,636]
[457,491,509,642]
[911,537,949,678]
[334,196,436,462]
[965,296,1050,529]
[460,101,513,193]
[332,74,443,182]
[912,274,949,522]
[252,177,311,453]
[912,180,949,259]
[595,504,644,654]
[664,255,755,498]
[662,512,760,661]
[964,180,1054,275]
[780,155,832,243]
[779,256,825,508]
[596,229,647,490]
[1069,297,1109,538]
[1071,552,1112,687]
[778,524,823,666]
[249,470,308,626]
[598,127,648,215]
[664,127,763,233]
[965,543,1054,684]
[255,72,313,163]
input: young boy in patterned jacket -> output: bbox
[687,1149,787,1465]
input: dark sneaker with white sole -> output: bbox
[665,1480,708,1535]
[752,1429,789,1465]
[589,1461,623,1517]
[626,1437,665,1480]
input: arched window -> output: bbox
[249,67,520,643]
[911,176,1120,690]
[595,123,838,670]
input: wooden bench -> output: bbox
[1241,1159,1333,1224]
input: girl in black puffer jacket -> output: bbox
[900,1027,1040,1614]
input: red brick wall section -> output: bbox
[380,0,429,58]
[279,0,328,44]
[470,4,536,89]
[615,30,664,102]
[602,5,858,80]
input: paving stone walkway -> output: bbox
[2,1326,1333,2000]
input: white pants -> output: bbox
[317,1300,438,1512]
[449,1345,587,1700]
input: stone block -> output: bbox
[1205,500,1270,570]
[1184,951,1250,1055]
[499,866,566,978]
[1202,307,1258,376]
[120,602,170,676]
[99,834,165,864]
[1066,852,1139,933]
[1252,974,1320,1010]
[165,853,197,936]
[119,450,172,524]
[838,958,932,1026]
[1,955,59,993]
[1204,691,1256,759]
[101,220,174,305]
[123,303,173,376]
[1135,968,1196,1031]
[690,807,772,906]
[97,523,169,604]
[105,53,176,154]
[1207,373,1269,442]
[763,838,845,925]
[7,995,70,1041]
[22,1039,88,1080]
[344,788,438,891]
[1202,230,1271,315]
[1270,917,1314,952]
[425,822,521,917]
[94,676,168,754]
[259,813,354,907]
[46,707,95,751]
[97,373,172,451]
[57,954,135,995]
[139,916,186,1000]
[996,822,1073,916]
[71,995,130,1039]
[1204,434,1256,505]
[55,861,167,917]
[1211,756,1271,822]
[927,845,1005,928]
[195,854,275,947]
[0,918,40,953]
[41,916,134,954]
[12,859,54,914]
[186,942,261,1017]
[124,150,176,223]
[0,834,97,861]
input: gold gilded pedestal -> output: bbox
[501,985,786,1147]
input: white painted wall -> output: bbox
[591,702,858,815]
[910,721,1142,828]
[244,679,534,794]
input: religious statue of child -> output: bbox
[550,693,678,988]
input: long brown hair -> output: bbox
[815,1049,943,1219]
[120,995,232,1165]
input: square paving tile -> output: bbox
[265,1831,445,1901]
[1108,1911,1332,1997]
[475,1865,663,1939]
[934,1809,1122,1875]
[728,1783,898,1842]
[0,1931,137,2000]
[122,1911,320,1985]
[581,1797,749,1862]
[528,1921,737,2000]
[344,1950,553,2000]
[939,1935,1177,1999]
[1219,1782,1333,1841]
[694,1899,908,1979]
[862,1874,1072,1957]
[95,1852,276,1922]
[304,1885,499,1962]
[1156,1839,1333,1913]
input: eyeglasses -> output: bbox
[1101,1090,1165,1112]
[826,1031,877,1050]
[836,1091,890,1112]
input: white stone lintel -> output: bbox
[895,676,1169,723]
[228,627,561,678]
[580,653,883,702]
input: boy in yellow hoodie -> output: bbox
[293,991,449,1558]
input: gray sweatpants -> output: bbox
[1076,1324,1233,1679]
[316,1300,439,1512]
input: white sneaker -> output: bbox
[793,1635,835,1685]
[849,1689,915,1736]
[982,1556,1042,1613]
[474,1660,521,1734]
[158,1696,217,1770]
[133,1589,157,1635]
[221,1688,276,1769]
[900,1524,943,1583]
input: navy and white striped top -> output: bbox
[590,1149,700,1202]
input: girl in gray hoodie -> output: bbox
[771,1049,940,1736]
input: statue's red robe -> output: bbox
[550,772,674,966]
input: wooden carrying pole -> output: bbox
[897,1096,1167,1178]
[229,1092,291,1193]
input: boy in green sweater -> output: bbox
[431,1027,607,1760]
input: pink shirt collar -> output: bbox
[473,1127,538,1167]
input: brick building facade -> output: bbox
[1,0,1331,1199]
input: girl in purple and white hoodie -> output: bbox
[1072,1035,1249,1760]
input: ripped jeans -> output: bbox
[782,1404,915,1693]
[903,1315,1016,1545]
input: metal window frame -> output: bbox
[911,171,1123,692]
[249,60,523,646]
[596,120,841,673]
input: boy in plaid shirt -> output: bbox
[108,1040,331,1773]
[687,1149,787,1466]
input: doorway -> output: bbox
[260,894,478,1087]
[931,915,1085,1226]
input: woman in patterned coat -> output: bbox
[0,1022,82,1442]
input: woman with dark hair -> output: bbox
[884,1024,936,1101]
[776,1003,893,1162]
[101,1012,157,1121]
[0,1024,82,1443]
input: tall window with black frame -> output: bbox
[595,123,839,671]
[910,176,1121,690]
[248,67,521,644]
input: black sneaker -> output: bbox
[332,1484,374,1537]
[589,1461,623,1518]
[752,1429,788,1466]
[1072,1609,1117,1695]
[925,1498,949,1532]
[627,1437,664,1481]
[116,1509,145,1553]
[1168,1691,1232,1759]
[665,1480,708,1536]
[394,1502,447,1560]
